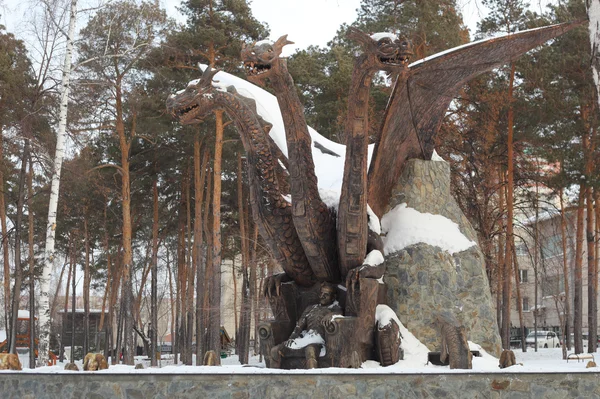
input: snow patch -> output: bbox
[367,205,381,234]
[381,203,476,255]
[363,250,384,266]
[370,32,397,41]
[431,149,445,162]
[196,64,374,207]
[285,330,325,357]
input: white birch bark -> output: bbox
[37,0,78,367]
[589,0,600,107]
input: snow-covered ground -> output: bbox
[9,322,600,374]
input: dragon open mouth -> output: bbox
[379,51,412,66]
[177,103,199,118]
[245,62,272,76]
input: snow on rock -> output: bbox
[367,205,381,234]
[363,250,384,267]
[381,203,476,255]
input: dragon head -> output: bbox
[241,35,294,84]
[166,68,220,125]
[347,28,413,72]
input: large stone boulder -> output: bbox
[381,159,501,356]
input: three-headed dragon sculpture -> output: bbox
[167,20,584,368]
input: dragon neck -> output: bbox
[268,59,321,203]
[346,55,378,141]
[207,89,286,210]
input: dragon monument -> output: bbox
[167,20,583,369]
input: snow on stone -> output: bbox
[197,64,374,206]
[282,194,291,203]
[381,203,476,255]
[431,149,445,162]
[363,250,384,266]
[370,32,397,41]
[367,205,381,234]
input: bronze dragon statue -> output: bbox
[367,20,585,218]
[166,69,316,287]
[241,35,341,286]
[167,20,584,368]
[337,29,412,279]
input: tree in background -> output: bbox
[75,0,170,364]
[165,0,267,364]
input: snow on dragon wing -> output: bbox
[367,20,587,218]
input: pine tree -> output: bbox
[76,0,170,364]
[168,0,268,365]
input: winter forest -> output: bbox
[0,0,599,370]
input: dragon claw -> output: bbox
[263,273,288,298]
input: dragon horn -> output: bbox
[273,35,294,54]
[199,67,219,87]
[347,27,376,49]
[240,41,257,58]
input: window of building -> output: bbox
[515,243,529,257]
[541,234,563,259]
[542,274,564,297]
[519,269,528,283]
[516,297,530,311]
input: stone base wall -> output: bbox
[383,159,501,356]
[1,372,599,398]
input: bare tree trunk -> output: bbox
[70,245,76,362]
[559,189,571,354]
[251,225,259,356]
[99,203,111,333]
[0,131,11,352]
[237,154,251,364]
[512,243,526,352]
[210,111,224,364]
[203,170,213,354]
[150,179,159,367]
[574,186,585,354]
[59,249,72,363]
[496,170,505,332]
[587,185,597,353]
[115,79,135,365]
[9,139,29,354]
[167,249,175,362]
[185,165,195,366]
[27,158,35,368]
[584,129,597,353]
[194,140,208,365]
[83,214,90,356]
[38,0,78,367]
[501,63,516,350]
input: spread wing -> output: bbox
[367,20,586,217]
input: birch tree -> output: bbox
[37,0,77,367]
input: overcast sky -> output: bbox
[1,0,558,55]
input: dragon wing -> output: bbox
[367,20,586,217]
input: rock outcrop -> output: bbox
[382,159,501,356]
